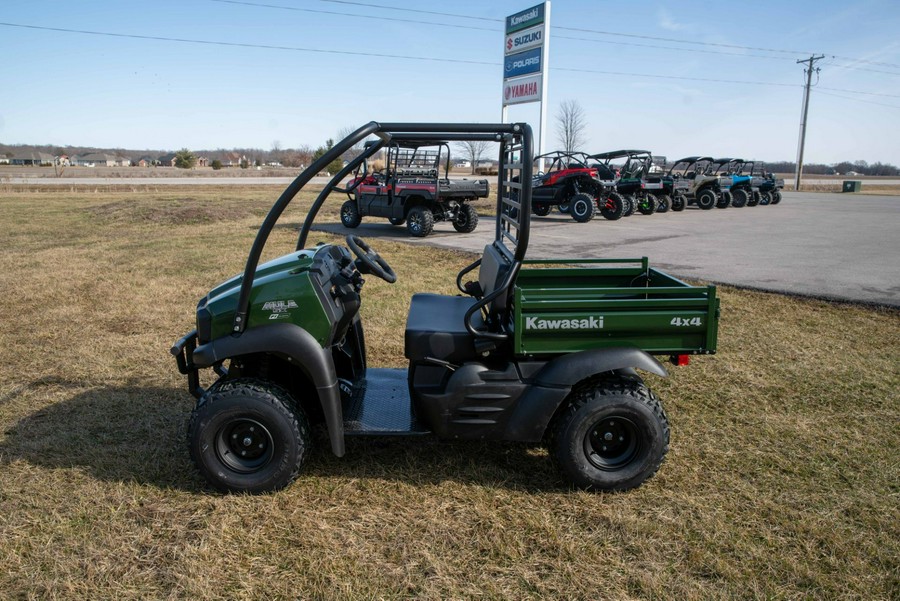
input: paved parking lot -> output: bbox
[317,192,900,307]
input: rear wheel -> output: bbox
[570,193,596,223]
[759,191,772,205]
[188,379,311,494]
[696,189,716,210]
[532,202,551,216]
[655,194,670,213]
[771,190,783,204]
[600,192,625,221]
[622,194,636,217]
[717,190,732,208]
[550,378,669,491]
[731,189,748,208]
[558,201,571,214]
[340,200,362,228]
[452,204,478,233]
[746,190,760,207]
[406,206,434,237]
[637,195,656,215]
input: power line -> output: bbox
[554,66,800,88]
[318,0,499,22]
[0,21,499,65]
[818,86,900,98]
[210,0,496,32]
[554,34,796,61]
[815,89,900,110]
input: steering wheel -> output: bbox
[346,235,397,283]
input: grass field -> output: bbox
[0,186,897,600]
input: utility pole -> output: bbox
[795,54,824,191]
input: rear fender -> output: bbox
[192,323,345,456]
[504,348,667,441]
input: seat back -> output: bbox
[478,243,513,317]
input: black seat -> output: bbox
[404,243,512,364]
[404,294,484,363]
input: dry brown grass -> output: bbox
[0,186,898,600]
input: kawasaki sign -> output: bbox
[525,315,605,331]
[505,3,545,34]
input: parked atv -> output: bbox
[650,156,688,212]
[667,157,722,210]
[587,150,660,216]
[750,162,785,205]
[531,151,623,221]
[171,122,720,494]
[342,140,488,237]
[706,158,751,208]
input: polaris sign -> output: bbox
[504,47,542,78]
[505,24,544,55]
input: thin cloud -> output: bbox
[657,7,687,32]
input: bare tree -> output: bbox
[555,99,588,154]
[454,140,491,174]
[336,125,367,162]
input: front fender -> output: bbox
[193,323,345,457]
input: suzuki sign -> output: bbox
[504,24,544,55]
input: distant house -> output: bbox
[136,155,155,167]
[9,152,55,166]
[72,152,118,167]
[196,156,209,167]
[157,153,177,167]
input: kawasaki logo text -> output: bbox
[525,316,604,330]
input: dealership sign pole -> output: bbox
[502,2,550,172]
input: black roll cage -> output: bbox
[230,122,534,338]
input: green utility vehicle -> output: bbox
[171,122,720,494]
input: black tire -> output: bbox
[406,206,434,237]
[731,188,748,208]
[655,194,670,214]
[599,192,625,221]
[745,190,759,207]
[452,203,478,233]
[532,202,551,216]
[717,190,732,209]
[696,188,716,210]
[388,216,405,226]
[771,190,783,204]
[622,194,636,217]
[637,195,656,215]
[671,194,685,212]
[550,378,669,491]
[759,191,771,205]
[340,200,362,228]
[558,201,570,214]
[570,193,595,223]
[188,379,311,494]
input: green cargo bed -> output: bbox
[512,258,719,357]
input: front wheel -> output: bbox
[550,378,669,491]
[655,194,670,214]
[696,189,716,210]
[717,190,732,209]
[340,200,362,228]
[622,194,636,217]
[388,216,405,226]
[637,195,656,215]
[600,192,625,221]
[557,201,571,214]
[532,202,551,216]
[671,194,685,212]
[188,379,311,494]
[771,190,783,204]
[570,193,595,222]
[452,203,478,233]
[731,189,748,208]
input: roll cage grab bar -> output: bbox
[232,122,534,342]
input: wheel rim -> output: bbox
[215,418,275,474]
[341,206,354,224]
[408,213,421,233]
[584,417,640,470]
[573,199,588,217]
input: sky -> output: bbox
[2,0,900,165]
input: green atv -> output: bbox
[172,122,720,494]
